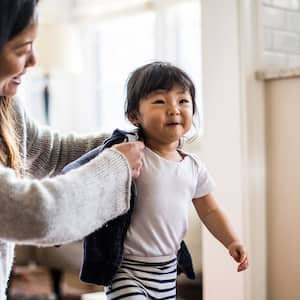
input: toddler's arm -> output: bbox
[192,194,249,272]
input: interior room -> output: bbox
[8,0,300,300]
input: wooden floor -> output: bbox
[177,274,202,300]
[8,266,202,300]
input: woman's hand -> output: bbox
[113,141,144,178]
[228,241,249,272]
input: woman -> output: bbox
[0,0,144,297]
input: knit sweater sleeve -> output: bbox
[0,99,132,245]
[0,148,132,245]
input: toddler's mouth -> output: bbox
[166,122,181,126]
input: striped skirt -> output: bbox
[105,255,177,300]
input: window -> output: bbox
[20,0,202,135]
[92,11,156,131]
[78,0,202,134]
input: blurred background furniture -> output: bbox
[9,242,84,300]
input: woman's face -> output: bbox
[0,17,38,97]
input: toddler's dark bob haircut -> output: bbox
[125,61,197,119]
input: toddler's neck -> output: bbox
[145,141,183,161]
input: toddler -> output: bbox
[105,61,248,299]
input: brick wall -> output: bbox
[262,0,300,67]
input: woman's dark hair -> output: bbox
[0,0,39,51]
[0,0,38,174]
[125,61,198,122]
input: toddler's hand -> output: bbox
[228,241,249,272]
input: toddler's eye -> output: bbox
[180,99,190,104]
[153,99,165,104]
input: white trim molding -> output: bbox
[201,0,266,299]
[239,1,267,300]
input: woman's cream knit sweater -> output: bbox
[0,99,132,298]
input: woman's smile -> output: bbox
[11,76,22,85]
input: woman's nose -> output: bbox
[25,50,37,68]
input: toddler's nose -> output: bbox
[167,106,180,115]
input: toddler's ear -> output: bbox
[128,112,139,126]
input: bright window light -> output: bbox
[86,0,202,134]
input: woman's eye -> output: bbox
[15,45,32,56]
[16,51,27,57]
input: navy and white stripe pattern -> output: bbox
[105,255,177,299]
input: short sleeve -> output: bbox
[193,159,216,199]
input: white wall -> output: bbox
[265,76,300,300]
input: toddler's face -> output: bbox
[132,85,193,146]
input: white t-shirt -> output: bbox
[124,147,215,257]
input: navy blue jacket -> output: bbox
[63,129,195,286]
